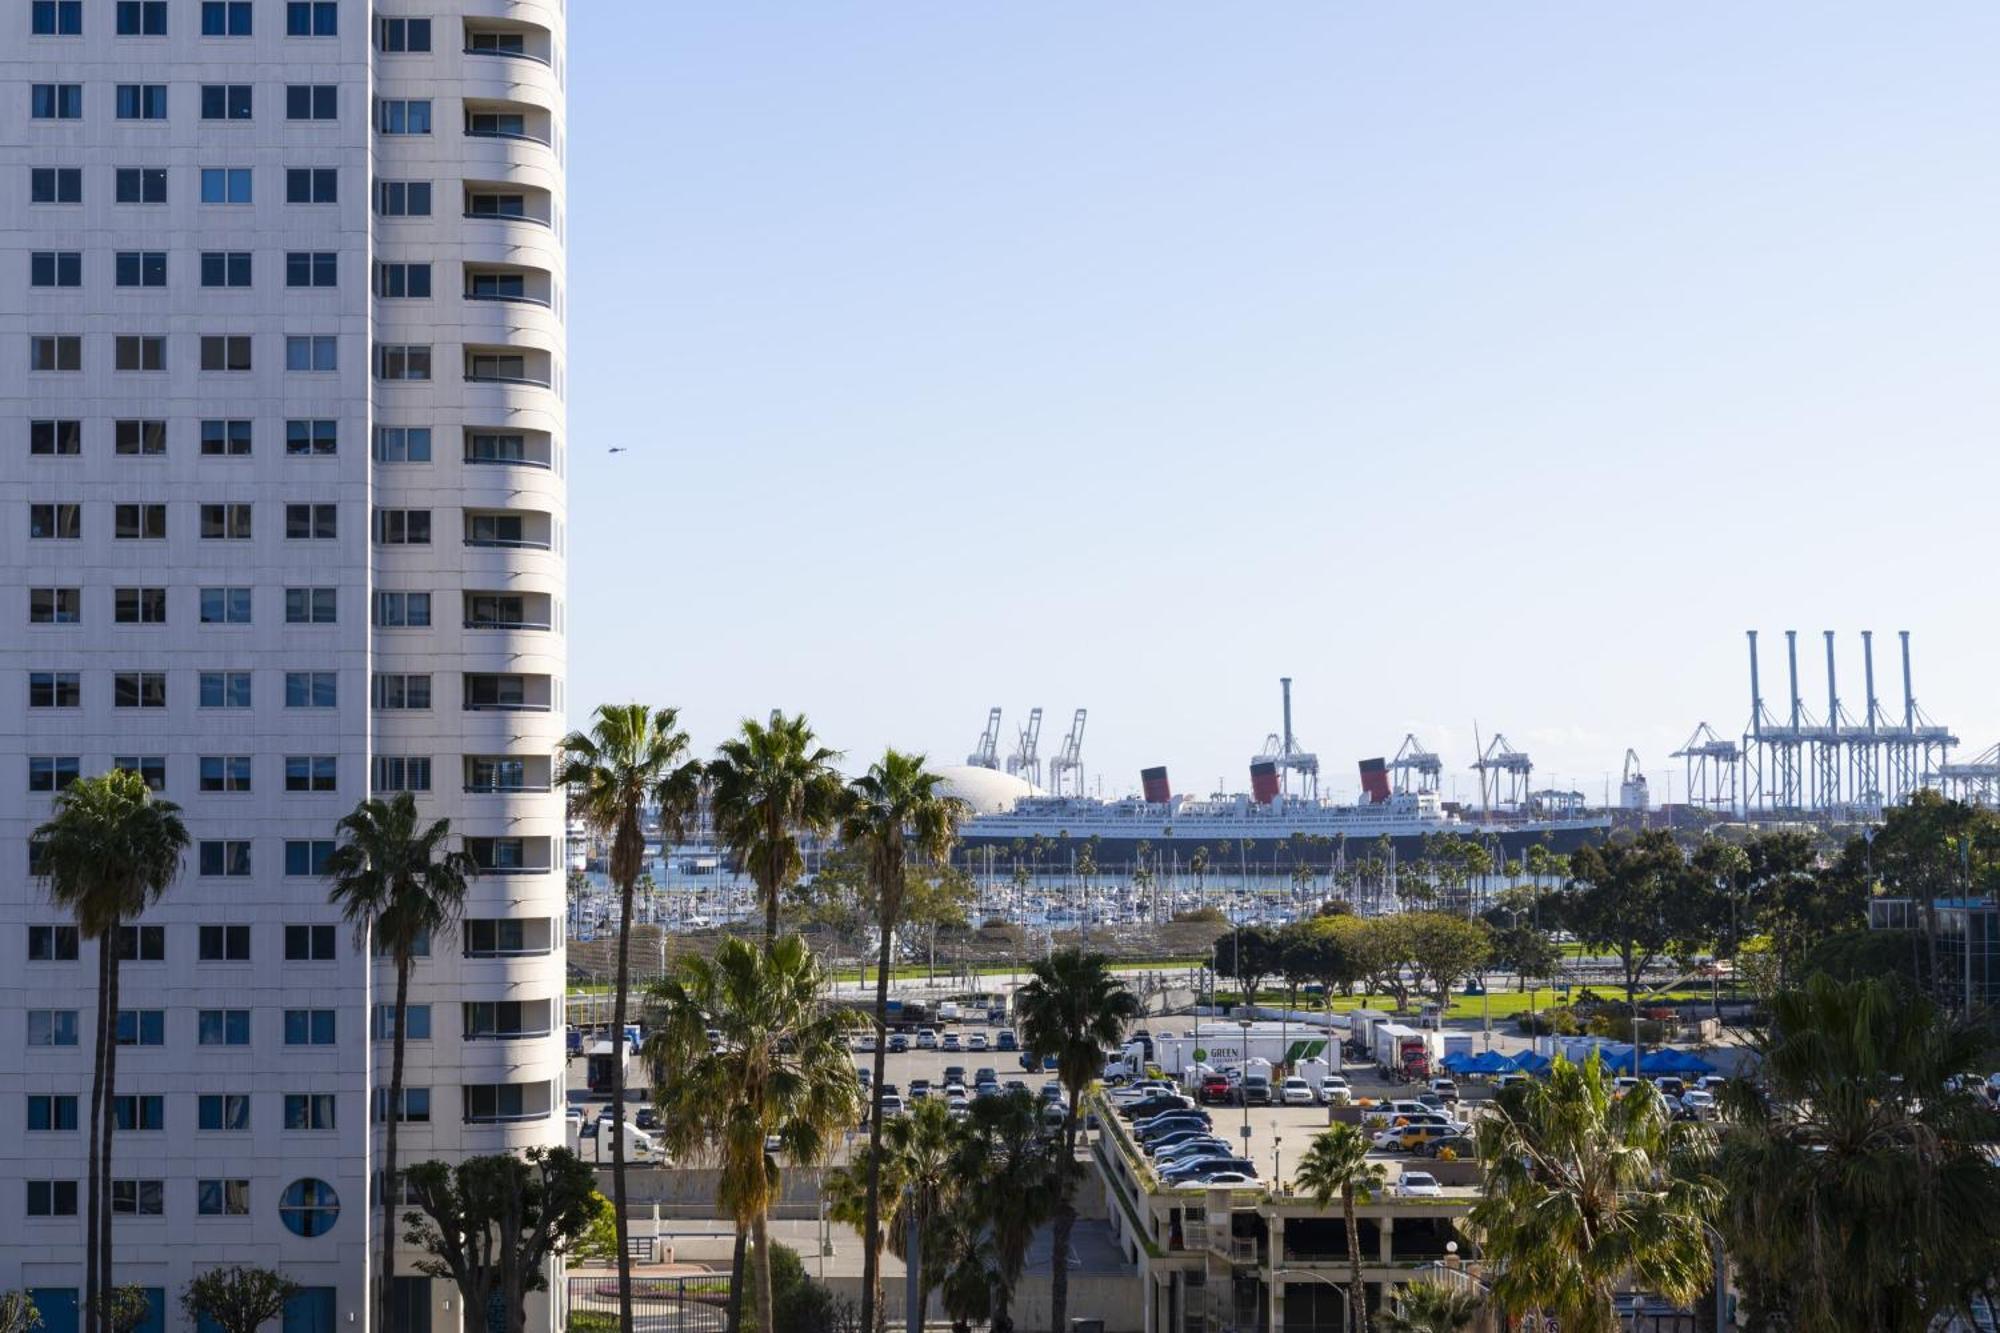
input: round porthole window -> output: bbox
[280,1178,340,1237]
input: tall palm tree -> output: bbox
[1293,1124,1384,1333]
[323,793,474,1329]
[1374,1281,1483,1333]
[825,1099,963,1328]
[35,770,188,1333]
[956,1089,1060,1333]
[646,935,860,1333]
[1014,949,1140,1333]
[1470,1054,1714,1333]
[1715,974,2000,1331]
[559,704,703,1333]
[840,750,968,1333]
[708,712,845,945]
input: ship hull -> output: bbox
[952,821,1607,869]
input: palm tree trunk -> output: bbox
[724,1225,748,1333]
[752,1212,777,1333]
[83,941,109,1333]
[100,947,122,1318]
[612,875,635,1333]
[860,906,896,1333]
[382,955,412,1333]
[1343,1187,1365,1333]
[1050,1107,1081,1333]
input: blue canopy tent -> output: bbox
[1511,1050,1553,1075]
[1438,1051,1476,1073]
[1464,1050,1519,1075]
[1637,1048,1687,1076]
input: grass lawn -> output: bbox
[1212,985,1716,1024]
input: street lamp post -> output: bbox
[1238,1018,1254,1154]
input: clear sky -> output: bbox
[564,3,2000,803]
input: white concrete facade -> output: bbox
[1,3,569,1330]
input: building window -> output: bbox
[200,589,253,626]
[197,1010,250,1046]
[287,420,338,455]
[31,84,83,120]
[197,1094,251,1130]
[201,84,253,120]
[28,925,80,960]
[30,252,81,288]
[372,675,432,711]
[113,672,167,709]
[28,672,81,708]
[285,588,337,624]
[378,16,429,50]
[115,0,167,34]
[285,1095,336,1130]
[113,587,168,625]
[464,1085,528,1123]
[376,263,431,298]
[199,836,252,876]
[374,344,431,380]
[285,672,337,708]
[372,1006,430,1041]
[114,335,167,372]
[27,1011,80,1046]
[200,502,254,538]
[115,420,167,455]
[286,252,337,288]
[285,925,336,961]
[115,926,164,963]
[200,168,253,204]
[27,1181,79,1217]
[115,85,167,121]
[31,167,82,202]
[112,757,166,791]
[286,168,338,203]
[198,672,252,709]
[115,1011,165,1046]
[285,504,337,540]
[279,1181,340,1240]
[109,1094,164,1129]
[375,592,431,628]
[201,0,251,35]
[373,757,432,793]
[109,1180,165,1216]
[377,180,431,216]
[197,1180,251,1216]
[286,2,337,36]
[284,1011,336,1046]
[373,1087,430,1123]
[31,0,82,35]
[110,504,162,539]
[27,756,82,793]
[378,99,431,135]
[201,252,253,288]
[200,335,253,370]
[287,85,338,121]
[114,167,167,204]
[28,590,81,625]
[284,757,338,794]
[374,427,432,462]
[198,926,251,962]
[27,1095,80,1131]
[200,420,253,456]
[30,421,81,456]
[374,510,431,545]
[114,252,167,288]
[199,756,253,793]
[286,336,338,371]
[30,337,82,371]
[285,840,335,876]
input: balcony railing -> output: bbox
[463,944,554,958]
[464,371,553,388]
[464,290,553,308]
[464,45,551,65]
[463,618,552,631]
[465,453,553,470]
[463,701,551,712]
[464,1108,550,1124]
[464,536,552,549]
[464,128,552,146]
[464,782,554,794]
[467,863,551,876]
[463,210,552,229]
[463,1026,556,1041]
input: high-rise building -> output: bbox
[2,4,570,1329]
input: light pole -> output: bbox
[1238,1018,1254,1155]
[1271,1135,1282,1190]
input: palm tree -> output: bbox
[1374,1281,1483,1333]
[1471,1054,1714,1333]
[707,712,845,945]
[1293,1124,1385,1333]
[825,1099,963,1327]
[839,751,968,1333]
[323,793,474,1330]
[1715,974,2000,1331]
[35,770,188,1333]
[559,704,703,1333]
[646,935,860,1333]
[1014,948,1140,1333]
[956,1089,1060,1333]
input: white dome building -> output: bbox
[934,765,1042,815]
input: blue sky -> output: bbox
[565,3,2000,802]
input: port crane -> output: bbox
[1047,709,1087,797]
[1254,677,1320,799]
[967,707,1003,770]
[1007,707,1043,787]
[1388,734,1442,795]
[1620,749,1650,810]
[1472,733,1533,810]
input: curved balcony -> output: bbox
[462,916,557,956]
[464,428,554,470]
[464,100,554,147]
[464,507,554,550]
[464,346,554,389]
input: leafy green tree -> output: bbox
[1564,832,1712,1072]
[1867,789,2000,993]
[1212,923,1284,1003]
[1374,1281,1484,1333]
[1400,912,1492,1005]
[647,935,862,1333]
[1014,949,1141,1333]
[35,770,188,1333]
[402,1148,599,1333]
[1715,975,2000,1330]
[99,1288,152,1333]
[1293,1123,1384,1333]
[0,1291,42,1333]
[1471,1055,1714,1332]
[709,712,846,944]
[324,793,473,1325]
[560,703,703,1333]
[569,1192,621,1267]
[178,1268,298,1333]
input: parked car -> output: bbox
[1199,1076,1233,1104]
[1417,1134,1477,1160]
[1653,1076,1687,1099]
[966,1033,989,1051]
[878,1094,906,1118]
[1678,1089,1716,1120]
[1121,1094,1196,1121]
[941,1033,962,1052]
[854,1032,878,1052]
[1427,1078,1459,1104]
[887,1034,909,1053]
[1041,1079,1065,1103]
[1612,1076,1645,1099]
[634,1107,660,1130]
[1162,1155,1256,1183]
[1280,1078,1316,1106]
[1154,1137,1231,1163]
[1317,1075,1353,1105]
[1493,1073,1530,1091]
[1146,1129,1218,1155]
[1373,1124,1456,1153]
[1240,1075,1273,1106]
[1191,1170,1259,1186]
[995,1031,1019,1051]
[1397,1171,1444,1198]
[916,1029,939,1050]
[974,1080,1002,1099]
